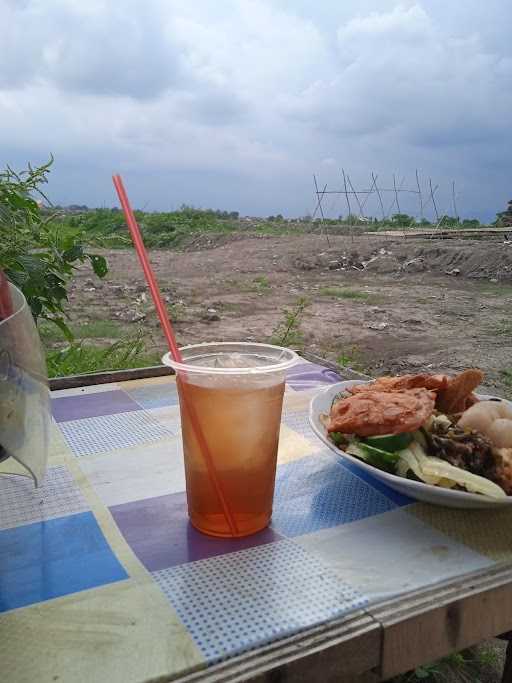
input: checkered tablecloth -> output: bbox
[1,361,512,682]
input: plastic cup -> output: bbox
[163,342,299,537]
[0,283,50,485]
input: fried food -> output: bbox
[436,369,484,414]
[349,374,448,395]
[351,370,484,415]
[328,388,436,437]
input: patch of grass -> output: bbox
[166,301,187,321]
[252,222,296,236]
[492,319,512,336]
[224,276,271,294]
[46,335,160,378]
[270,297,309,348]
[318,286,370,301]
[336,345,366,373]
[476,282,512,297]
[224,278,256,293]
[253,275,271,290]
[216,301,245,313]
[39,322,66,343]
[392,646,504,683]
[73,320,125,339]
[39,319,126,342]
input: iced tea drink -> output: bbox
[163,343,298,537]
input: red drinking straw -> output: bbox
[0,271,13,320]
[112,175,238,536]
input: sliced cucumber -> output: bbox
[349,441,400,473]
[364,433,413,452]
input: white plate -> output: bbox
[309,380,512,509]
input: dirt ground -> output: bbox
[68,233,512,398]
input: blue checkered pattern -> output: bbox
[153,539,366,662]
[271,452,397,537]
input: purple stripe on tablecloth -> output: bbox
[286,362,341,390]
[110,492,283,571]
[52,390,141,423]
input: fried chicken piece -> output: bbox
[328,388,436,437]
[349,374,448,395]
[350,371,483,415]
[436,369,484,415]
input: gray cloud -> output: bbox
[0,1,511,221]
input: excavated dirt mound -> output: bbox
[290,237,512,280]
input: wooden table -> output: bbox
[1,356,512,683]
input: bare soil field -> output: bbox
[66,234,512,397]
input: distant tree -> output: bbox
[438,215,460,228]
[391,213,414,226]
[462,218,480,228]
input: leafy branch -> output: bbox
[0,159,108,338]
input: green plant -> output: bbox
[461,218,480,228]
[318,286,370,301]
[437,215,460,228]
[270,297,309,347]
[336,345,365,372]
[46,333,160,378]
[391,213,416,227]
[0,159,108,338]
[392,646,503,683]
[253,275,271,291]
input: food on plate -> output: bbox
[349,369,483,414]
[435,369,484,414]
[349,373,448,394]
[328,388,436,437]
[324,370,511,499]
[458,400,512,448]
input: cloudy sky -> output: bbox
[1,1,511,221]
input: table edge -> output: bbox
[48,350,370,391]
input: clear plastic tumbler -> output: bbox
[163,342,298,537]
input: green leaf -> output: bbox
[62,244,84,262]
[89,254,108,278]
[30,299,43,317]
